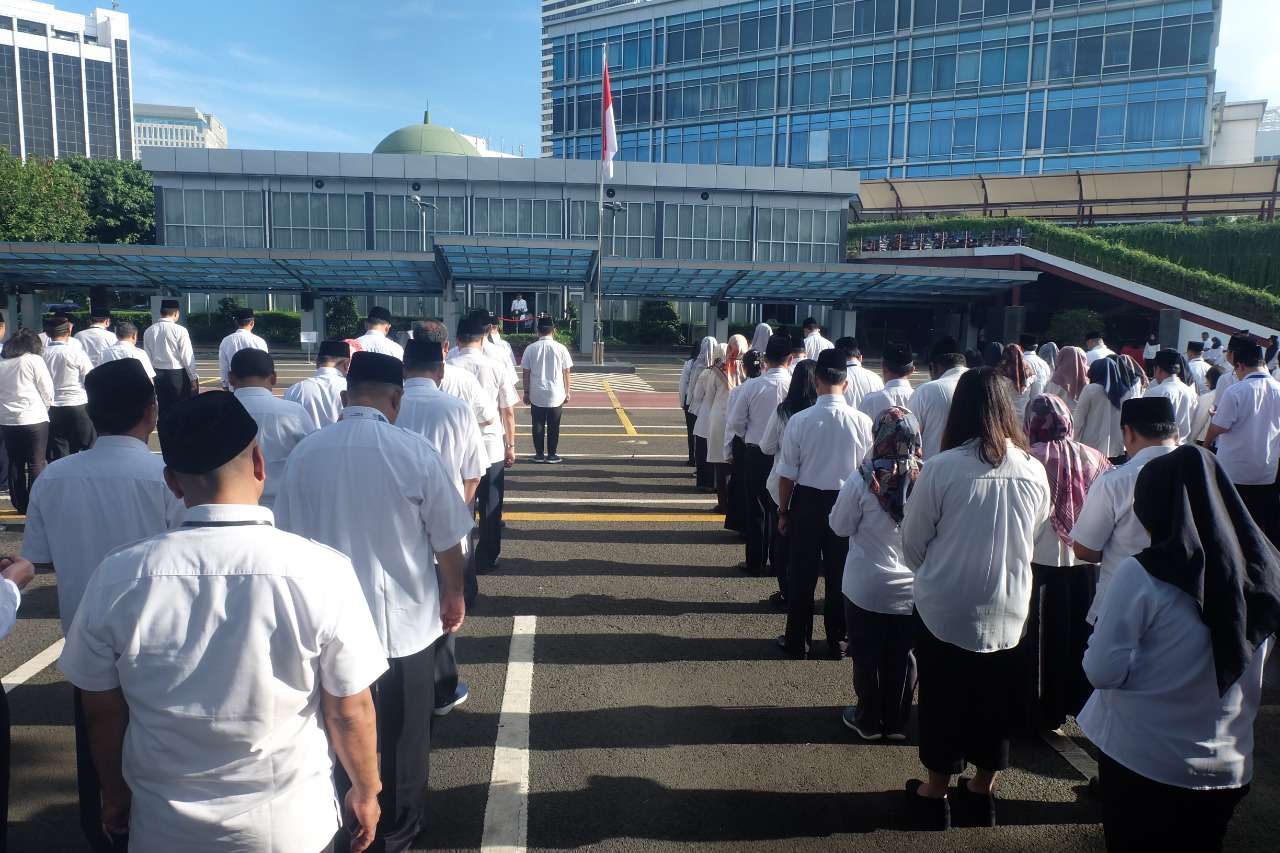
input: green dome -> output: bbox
[373,112,481,156]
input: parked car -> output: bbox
[44,301,82,313]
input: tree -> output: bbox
[217,296,247,326]
[325,295,361,339]
[1044,308,1105,350]
[635,300,683,345]
[0,149,90,242]
[63,156,156,244]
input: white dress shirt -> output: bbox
[0,578,19,640]
[1072,382,1139,459]
[232,387,317,508]
[1144,376,1198,444]
[449,348,519,464]
[1214,369,1237,407]
[521,336,574,408]
[275,408,474,658]
[58,503,387,853]
[842,361,885,410]
[1069,443,1179,624]
[39,332,84,352]
[397,377,488,498]
[1079,557,1272,789]
[439,365,499,433]
[803,332,833,360]
[0,353,53,425]
[1143,342,1161,361]
[906,366,967,460]
[41,341,93,407]
[775,395,874,491]
[142,318,197,379]
[1184,357,1210,395]
[830,474,915,615]
[1086,343,1115,365]
[510,298,528,316]
[218,328,269,387]
[485,334,519,385]
[22,435,185,634]
[99,340,155,378]
[1210,371,1280,485]
[1205,344,1225,366]
[283,367,346,428]
[354,329,404,359]
[75,325,117,366]
[724,368,791,457]
[901,438,1051,652]
[858,378,913,421]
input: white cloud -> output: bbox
[1216,0,1280,107]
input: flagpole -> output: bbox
[594,43,608,365]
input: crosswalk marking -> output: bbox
[570,373,653,392]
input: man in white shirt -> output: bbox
[1205,343,1280,545]
[217,308,268,389]
[834,337,884,410]
[41,316,95,459]
[907,337,967,460]
[75,309,116,366]
[355,306,405,359]
[420,326,499,433]
[1084,331,1115,365]
[724,335,793,581]
[275,352,472,853]
[486,315,519,386]
[510,293,529,327]
[1205,336,1225,367]
[1020,333,1053,389]
[284,340,350,428]
[1143,349,1198,444]
[522,317,573,463]
[1184,340,1211,395]
[450,316,519,573]
[859,341,915,421]
[98,322,156,379]
[58,390,386,853]
[801,317,834,361]
[23,359,185,851]
[227,349,317,509]
[1071,397,1179,623]
[775,349,874,660]
[142,299,198,414]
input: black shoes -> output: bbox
[951,778,997,828]
[905,780,950,831]
[767,592,787,610]
[775,635,808,659]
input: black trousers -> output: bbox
[1,423,46,515]
[530,404,563,457]
[48,405,96,460]
[1235,481,1279,548]
[475,458,505,571]
[723,436,746,534]
[845,597,916,736]
[152,368,193,417]
[1015,563,1098,731]
[1,686,7,853]
[784,486,847,654]
[914,610,1018,775]
[683,406,696,464]
[433,543,478,709]
[741,446,775,575]
[694,436,714,489]
[73,688,128,851]
[334,638,441,853]
[1098,751,1248,853]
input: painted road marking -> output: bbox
[1039,729,1097,782]
[504,512,725,523]
[504,497,717,506]
[3,639,65,694]
[602,380,639,436]
[569,373,654,392]
[481,615,536,853]
[514,433,685,438]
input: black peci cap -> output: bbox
[1187,341,1204,354]
[347,351,404,387]
[1085,330,1103,341]
[229,348,275,378]
[1228,334,1255,354]
[318,340,351,359]
[802,317,819,330]
[882,340,914,369]
[43,315,71,335]
[537,316,554,331]
[159,391,259,475]
[457,316,486,338]
[367,306,392,324]
[89,307,111,321]
[85,360,154,422]
[1121,396,1176,428]
[160,299,180,311]
[764,334,793,362]
[1154,348,1182,375]
[404,338,444,364]
[929,336,962,362]
[233,308,255,323]
[1018,333,1038,350]
[815,348,847,374]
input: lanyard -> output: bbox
[341,408,388,424]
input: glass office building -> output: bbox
[541,0,1220,178]
[0,0,133,159]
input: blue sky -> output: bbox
[123,0,1276,157]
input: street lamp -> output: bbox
[409,195,437,253]
[595,200,625,364]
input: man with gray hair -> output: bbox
[98,322,156,379]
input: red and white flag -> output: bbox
[602,48,618,180]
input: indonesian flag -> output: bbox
[602,50,618,180]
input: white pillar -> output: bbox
[301,297,325,353]
[829,309,857,340]
[4,292,18,340]
[441,298,462,342]
[579,299,597,357]
[710,304,729,342]
[19,292,37,329]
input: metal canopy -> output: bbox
[0,241,1037,307]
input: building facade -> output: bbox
[542,0,1220,179]
[0,0,133,159]
[134,103,227,158]
[1257,108,1280,164]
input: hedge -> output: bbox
[1080,220,1280,294]
[849,216,1280,329]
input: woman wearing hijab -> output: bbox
[900,369,1051,830]
[748,322,773,354]
[996,343,1043,421]
[1073,356,1144,463]
[981,341,1004,367]
[1079,446,1280,852]
[1038,341,1059,371]
[1045,345,1089,416]
[679,340,701,466]
[692,341,730,497]
[1021,395,1112,730]
[829,407,922,741]
[687,336,718,490]
[1266,335,1279,372]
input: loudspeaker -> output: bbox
[716,301,729,320]
[301,293,315,311]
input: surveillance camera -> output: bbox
[411,195,421,203]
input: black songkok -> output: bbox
[233,308,255,324]
[764,334,793,363]
[815,348,847,376]
[229,348,274,378]
[537,316,555,331]
[367,306,392,324]
[43,315,71,335]
[929,336,962,361]
[160,299,180,311]
[1120,396,1176,428]
[1154,348,1184,376]
[404,338,444,364]
[319,340,350,359]
[882,340,914,370]
[159,391,258,475]
[1018,333,1039,350]
[802,317,819,330]
[85,360,154,421]
[1187,341,1205,354]
[347,351,404,387]
[456,316,486,338]
[1228,334,1255,354]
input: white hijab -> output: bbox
[687,335,718,399]
[749,323,772,353]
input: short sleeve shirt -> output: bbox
[521,337,574,408]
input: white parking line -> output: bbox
[481,615,537,853]
[504,497,716,505]
[2,638,65,694]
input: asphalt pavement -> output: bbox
[1,353,1277,851]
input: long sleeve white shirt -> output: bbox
[803,332,833,360]
[397,377,489,498]
[724,368,791,451]
[41,341,93,407]
[830,474,915,616]
[775,395,874,491]
[143,318,198,379]
[218,329,269,388]
[906,367,967,460]
[1144,376,1198,444]
[901,438,1051,652]
[231,388,317,509]
[449,348,519,464]
[0,354,54,425]
[99,341,156,379]
[354,329,404,359]
[1072,382,1139,459]
[283,368,346,428]
[74,325,116,366]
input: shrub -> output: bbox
[634,300,683,345]
[1044,308,1105,350]
[325,295,361,340]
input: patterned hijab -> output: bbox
[996,343,1035,393]
[1025,394,1112,545]
[1038,341,1059,370]
[1049,345,1089,401]
[725,334,749,388]
[858,407,923,524]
